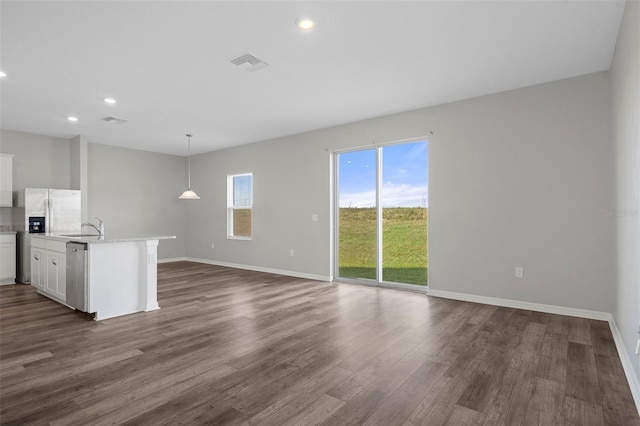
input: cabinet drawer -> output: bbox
[31,237,46,249]
[46,240,67,253]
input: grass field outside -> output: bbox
[338,207,428,286]
[233,209,252,237]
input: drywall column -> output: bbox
[70,135,88,223]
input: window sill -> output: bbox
[227,236,252,241]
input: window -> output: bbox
[227,173,253,239]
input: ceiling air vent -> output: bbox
[101,116,128,125]
[230,53,269,72]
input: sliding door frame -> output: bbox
[332,137,430,293]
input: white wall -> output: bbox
[0,129,72,229]
[87,143,187,260]
[187,71,615,313]
[187,134,333,278]
[427,74,614,313]
[0,129,71,190]
[612,0,640,386]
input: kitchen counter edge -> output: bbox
[32,234,176,244]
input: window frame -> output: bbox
[227,172,253,240]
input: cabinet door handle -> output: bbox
[34,254,39,261]
[51,258,57,266]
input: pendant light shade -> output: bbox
[179,189,200,199]
[179,133,200,200]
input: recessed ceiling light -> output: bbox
[67,116,78,122]
[296,18,316,31]
[0,71,6,77]
[104,98,116,104]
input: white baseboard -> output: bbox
[183,257,331,282]
[428,288,640,416]
[427,288,611,321]
[608,318,640,416]
[158,257,188,264]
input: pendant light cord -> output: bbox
[179,133,200,199]
[186,133,192,189]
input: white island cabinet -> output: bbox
[31,234,175,320]
[31,237,66,301]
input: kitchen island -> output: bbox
[31,233,175,320]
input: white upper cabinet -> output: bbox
[0,154,14,207]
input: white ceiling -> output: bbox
[0,1,625,156]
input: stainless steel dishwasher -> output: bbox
[66,242,88,312]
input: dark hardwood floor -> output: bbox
[1,261,638,425]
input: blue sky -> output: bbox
[233,174,252,207]
[338,140,428,208]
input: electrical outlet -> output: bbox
[312,214,319,222]
[211,243,215,249]
[290,249,295,257]
[515,267,524,278]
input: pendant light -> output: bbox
[179,133,200,199]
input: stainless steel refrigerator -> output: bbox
[16,188,81,283]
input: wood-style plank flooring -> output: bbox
[1,261,638,425]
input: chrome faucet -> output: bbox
[82,217,105,236]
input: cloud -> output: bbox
[382,183,428,207]
[339,189,376,208]
[340,183,428,208]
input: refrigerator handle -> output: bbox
[47,199,52,232]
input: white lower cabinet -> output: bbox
[0,233,16,284]
[31,237,67,303]
[46,252,66,300]
[31,248,45,290]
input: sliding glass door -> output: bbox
[336,140,428,288]
[336,148,378,281]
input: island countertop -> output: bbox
[33,233,176,244]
